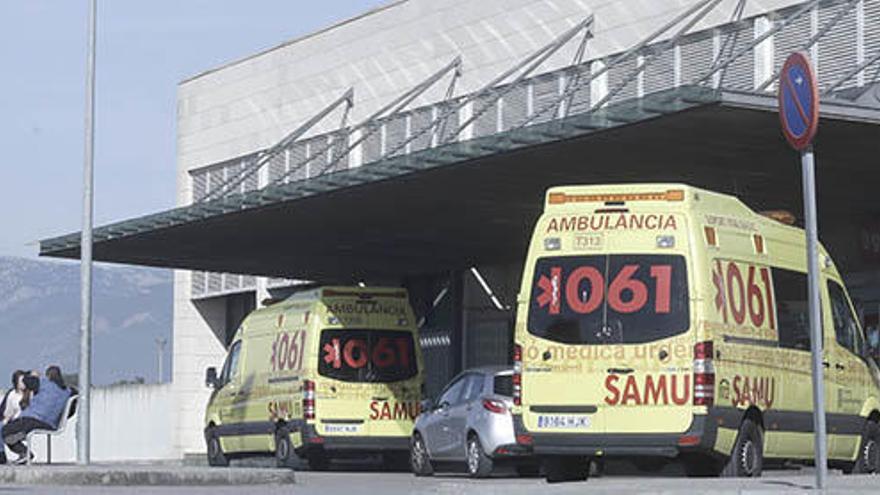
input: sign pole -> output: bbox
[778,52,824,489]
[801,145,827,489]
[78,0,97,465]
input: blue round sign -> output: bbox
[778,52,819,151]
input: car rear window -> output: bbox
[493,374,513,397]
[527,254,689,344]
[318,329,417,383]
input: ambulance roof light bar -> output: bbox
[548,189,685,205]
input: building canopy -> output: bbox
[40,88,880,282]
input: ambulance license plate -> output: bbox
[536,414,591,429]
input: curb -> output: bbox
[0,466,295,486]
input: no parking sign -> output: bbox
[778,52,819,150]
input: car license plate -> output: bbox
[323,423,361,434]
[536,414,591,429]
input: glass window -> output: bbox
[493,374,513,397]
[527,254,689,344]
[318,329,417,383]
[828,281,864,357]
[220,341,242,384]
[461,374,485,402]
[773,269,811,351]
[437,376,467,406]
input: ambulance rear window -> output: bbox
[318,329,417,383]
[527,254,689,344]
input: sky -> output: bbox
[0,0,387,259]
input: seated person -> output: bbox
[1,371,30,425]
[1,366,71,465]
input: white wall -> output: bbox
[171,277,227,458]
[3,384,175,463]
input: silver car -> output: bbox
[410,366,537,478]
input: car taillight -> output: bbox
[482,399,507,414]
[693,341,715,407]
[513,344,523,406]
[303,379,316,420]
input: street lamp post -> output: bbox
[78,0,97,465]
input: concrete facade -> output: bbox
[171,0,847,458]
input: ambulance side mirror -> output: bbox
[205,367,220,389]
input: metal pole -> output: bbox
[78,0,97,466]
[802,146,827,489]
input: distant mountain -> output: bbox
[0,256,172,386]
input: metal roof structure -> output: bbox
[40,85,880,281]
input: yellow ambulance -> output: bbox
[203,286,423,470]
[512,183,880,481]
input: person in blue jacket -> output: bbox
[0,366,71,465]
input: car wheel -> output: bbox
[275,426,297,469]
[410,433,434,477]
[543,456,590,483]
[466,433,493,478]
[848,420,880,474]
[721,418,763,477]
[205,428,229,467]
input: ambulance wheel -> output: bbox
[543,456,590,483]
[410,433,434,477]
[847,420,880,474]
[275,426,297,469]
[205,428,229,467]
[721,418,763,477]
[307,452,330,471]
[466,433,494,478]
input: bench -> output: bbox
[24,392,78,465]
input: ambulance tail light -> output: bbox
[303,379,316,420]
[512,344,523,406]
[693,341,715,407]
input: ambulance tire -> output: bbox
[848,419,880,474]
[721,418,763,478]
[206,429,229,468]
[275,426,297,469]
[466,433,494,478]
[410,433,434,477]
[543,456,590,483]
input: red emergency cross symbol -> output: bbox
[323,338,342,369]
[536,267,561,314]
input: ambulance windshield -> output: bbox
[318,329,417,383]
[527,254,689,344]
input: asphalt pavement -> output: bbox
[1,467,879,494]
